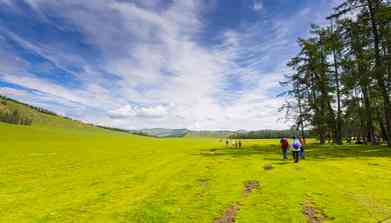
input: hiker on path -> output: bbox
[238,140,242,149]
[299,137,305,159]
[291,136,302,163]
[280,137,289,160]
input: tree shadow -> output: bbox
[198,144,279,157]
[197,144,391,160]
[305,144,391,159]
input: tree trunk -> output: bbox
[297,90,306,143]
[380,117,389,143]
[318,34,336,144]
[367,0,391,146]
[319,130,326,144]
[330,19,343,145]
[362,87,376,144]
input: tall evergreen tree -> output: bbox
[282,0,391,146]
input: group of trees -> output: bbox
[281,0,391,145]
[229,130,315,139]
[0,110,32,126]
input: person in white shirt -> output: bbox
[291,136,302,163]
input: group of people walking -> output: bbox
[280,136,305,163]
[222,137,305,163]
[225,139,242,149]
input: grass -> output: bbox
[1,123,391,223]
[0,98,94,129]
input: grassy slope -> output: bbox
[1,123,391,223]
[0,98,93,129]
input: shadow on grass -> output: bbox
[198,144,279,157]
[198,144,391,160]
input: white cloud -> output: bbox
[0,87,27,97]
[109,104,170,119]
[253,0,263,11]
[0,0,341,130]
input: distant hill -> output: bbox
[130,129,313,139]
[134,128,189,138]
[186,130,236,138]
[0,95,313,138]
[130,129,238,138]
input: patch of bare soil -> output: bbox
[214,180,260,223]
[214,203,240,223]
[243,180,260,194]
[303,200,329,223]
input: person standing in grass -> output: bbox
[291,136,302,163]
[299,136,305,159]
[280,137,289,160]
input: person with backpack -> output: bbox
[280,137,289,160]
[299,136,305,159]
[291,136,302,163]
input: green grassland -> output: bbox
[1,123,391,223]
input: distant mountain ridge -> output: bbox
[1,95,311,138]
[133,128,189,138]
[131,129,243,138]
[133,129,246,138]
[186,130,237,138]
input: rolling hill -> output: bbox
[134,128,189,137]
[0,95,94,129]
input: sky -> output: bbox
[0,0,342,130]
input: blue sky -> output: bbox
[0,0,341,130]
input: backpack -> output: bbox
[292,143,301,151]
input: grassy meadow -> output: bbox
[1,123,391,223]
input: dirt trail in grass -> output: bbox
[214,179,330,223]
[214,180,260,223]
[303,199,329,223]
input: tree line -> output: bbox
[281,0,391,145]
[0,95,59,117]
[0,109,33,126]
[229,130,316,139]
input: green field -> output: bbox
[1,123,391,223]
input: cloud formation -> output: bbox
[0,0,340,130]
[253,0,264,11]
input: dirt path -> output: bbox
[303,199,329,223]
[214,180,260,223]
